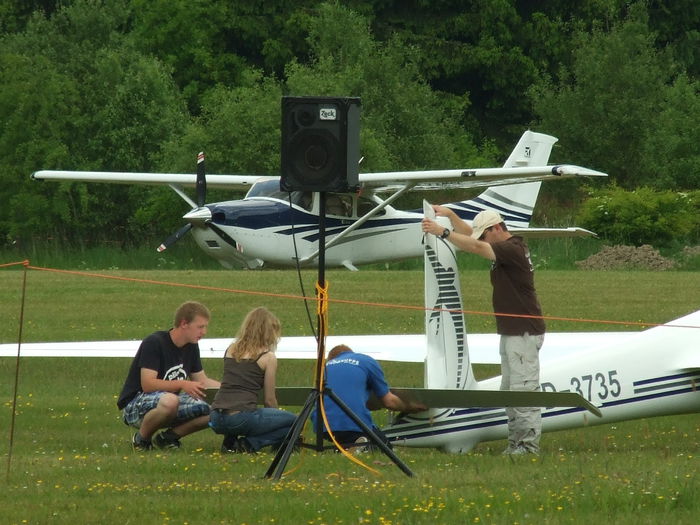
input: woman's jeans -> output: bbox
[209,407,296,451]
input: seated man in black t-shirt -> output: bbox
[117,301,220,451]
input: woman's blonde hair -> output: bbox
[227,307,281,361]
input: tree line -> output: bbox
[1,0,698,249]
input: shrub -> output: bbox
[576,186,699,247]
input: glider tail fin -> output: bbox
[423,202,476,390]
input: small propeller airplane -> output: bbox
[32,130,606,271]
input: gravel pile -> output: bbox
[575,244,677,271]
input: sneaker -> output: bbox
[353,436,369,455]
[271,436,304,454]
[132,432,152,451]
[153,429,182,450]
[221,436,256,454]
[503,446,537,456]
[236,437,257,454]
[221,435,239,454]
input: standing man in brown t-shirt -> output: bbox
[422,207,545,455]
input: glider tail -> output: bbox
[423,202,476,391]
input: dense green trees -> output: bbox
[1,1,188,244]
[0,0,698,249]
[533,4,700,190]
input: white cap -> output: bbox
[471,210,504,239]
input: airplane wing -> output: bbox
[32,164,606,193]
[31,171,264,191]
[0,335,427,361]
[512,227,597,238]
[0,332,634,364]
[206,387,312,406]
[375,388,602,417]
[203,386,601,417]
[358,165,607,192]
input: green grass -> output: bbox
[1,266,696,342]
[1,264,699,524]
[3,235,698,272]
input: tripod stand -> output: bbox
[264,192,414,479]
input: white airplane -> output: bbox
[32,130,605,271]
[374,203,700,453]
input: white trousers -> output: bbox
[499,333,545,452]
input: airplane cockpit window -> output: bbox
[245,179,312,211]
[358,196,383,216]
[292,191,313,211]
[244,179,280,199]
[326,193,353,217]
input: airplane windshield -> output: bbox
[245,179,312,211]
[245,180,383,217]
[245,179,282,198]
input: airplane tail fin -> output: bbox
[423,202,476,390]
[502,130,558,168]
[443,131,557,229]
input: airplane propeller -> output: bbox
[195,150,206,207]
[156,152,208,253]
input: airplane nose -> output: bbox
[183,207,212,222]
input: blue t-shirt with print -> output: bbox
[313,352,390,432]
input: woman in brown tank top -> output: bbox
[209,307,297,453]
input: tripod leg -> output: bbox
[265,390,319,479]
[326,389,414,477]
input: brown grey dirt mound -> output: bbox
[575,244,676,271]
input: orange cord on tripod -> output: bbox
[314,280,381,475]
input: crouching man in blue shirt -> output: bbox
[312,344,425,452]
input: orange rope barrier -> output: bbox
[0,260,29,269]
[2,261,697,330]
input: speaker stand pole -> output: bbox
[265,193,414,479]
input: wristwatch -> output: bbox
[440,228,451,239]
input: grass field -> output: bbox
[1,263,699,524]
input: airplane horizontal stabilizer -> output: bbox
[513,227,597,238]
[206,386,317,407]
[379,388,602,417]
[207,386,601,417]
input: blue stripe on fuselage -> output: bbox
[210,200,421,236]
[386,376,700,442]
[408,200,531,224]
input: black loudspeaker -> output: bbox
[280,96,361,192]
